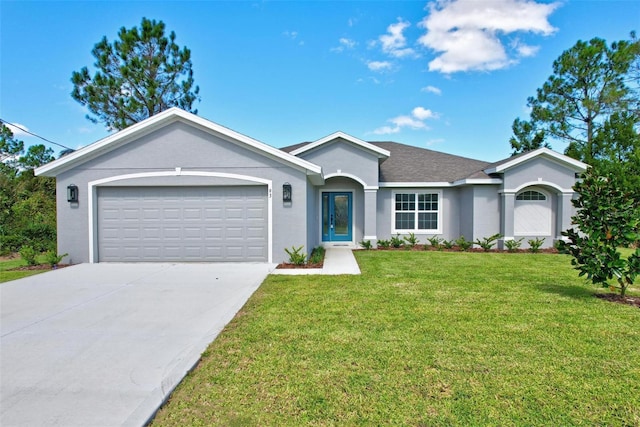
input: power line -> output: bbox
[0,118,74,151]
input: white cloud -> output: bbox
[283,30,304,45]
[412,106,439,120]
[511,38,540,57]
[421,85,442,95]
[371,106,440,135]
[4,123,29,136]
[418,0,559,73]
[367,60,393,72]
[331,37,357,53]
[283,30,298,39]
[379,18,417,58]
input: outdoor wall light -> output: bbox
[283,182,292,203]
[67,184,78,203]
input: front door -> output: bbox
[322,192,352,242]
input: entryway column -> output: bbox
[364,188,378,246]
[556,192,574,241]
[499,192,515,249]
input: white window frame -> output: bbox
[391,190,442,234]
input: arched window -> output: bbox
[516,190,546,201]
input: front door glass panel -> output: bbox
[322,192,352,242]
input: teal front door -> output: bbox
[322,192,352,242]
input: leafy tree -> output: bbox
[561,168,640,297]
[1,124,24,171]
[0,125,57,253]
[527,36,639,163]
[18,144,55,169]
[509,118,549,156]
[591,111,640,200]
[71,17,200,131]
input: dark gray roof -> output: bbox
[280,140,505,183]
[370,142,493,182]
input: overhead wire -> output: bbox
[0,118,75,151]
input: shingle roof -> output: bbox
[369,142,493,183]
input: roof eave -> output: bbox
[290,131,391,158]
[484,148,588,174]
[35,108,323,177]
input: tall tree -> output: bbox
[0,124,24,171]
[527,36,639,163]
[509,118,549,156]
[71,17,200,131]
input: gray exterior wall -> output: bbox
[299,138,380,245]
[298,139,380,187]
[499,157,580,249]
[55,121,310,264]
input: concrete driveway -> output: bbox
[0,262,273,427]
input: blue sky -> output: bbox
[1,0,638,162]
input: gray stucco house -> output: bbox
[36,108,587,264]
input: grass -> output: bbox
[152,251,640,426]
[0,254,50,283]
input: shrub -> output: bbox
[403,232,419,248]
[528,237,545,253]
[19,245,38,266]
[377,239,391,249]
[455,236,473,251]
[390,234,404,248]
[474,233,503,252]
[284,245,307,265]
[359,240,372,250]
[308,246,325,264]
[441,239,455,249]
[426,236,443,248]
[504,238,524,252]
[562,169,640,297]
[44,250,68,267]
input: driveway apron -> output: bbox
[0,262,273,427]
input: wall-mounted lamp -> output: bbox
[67,184,78,203]
[283,182,292,203]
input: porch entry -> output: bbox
[322,192,352,242]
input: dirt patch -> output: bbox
[595,293,640,308]
[276,262,323,269]
[377,244,559,254]
[8,264,71,271]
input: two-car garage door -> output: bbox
[97,186,268,262]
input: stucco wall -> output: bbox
[298,139,380,187]
[55,121,310,264]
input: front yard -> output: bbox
[152,251,639,426]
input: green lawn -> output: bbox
[152,251,640,426]
[0,255,50,283]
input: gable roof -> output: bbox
[35,108,323,183]
[484,147,587,174]
[289,131,390,159]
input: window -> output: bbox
[393,191,440,232]
[516,190,546,201]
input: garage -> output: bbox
[97,186,268,262]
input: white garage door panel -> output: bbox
[97,186,268,262]
[514,202,551,235]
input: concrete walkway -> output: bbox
[271,247,361,275]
